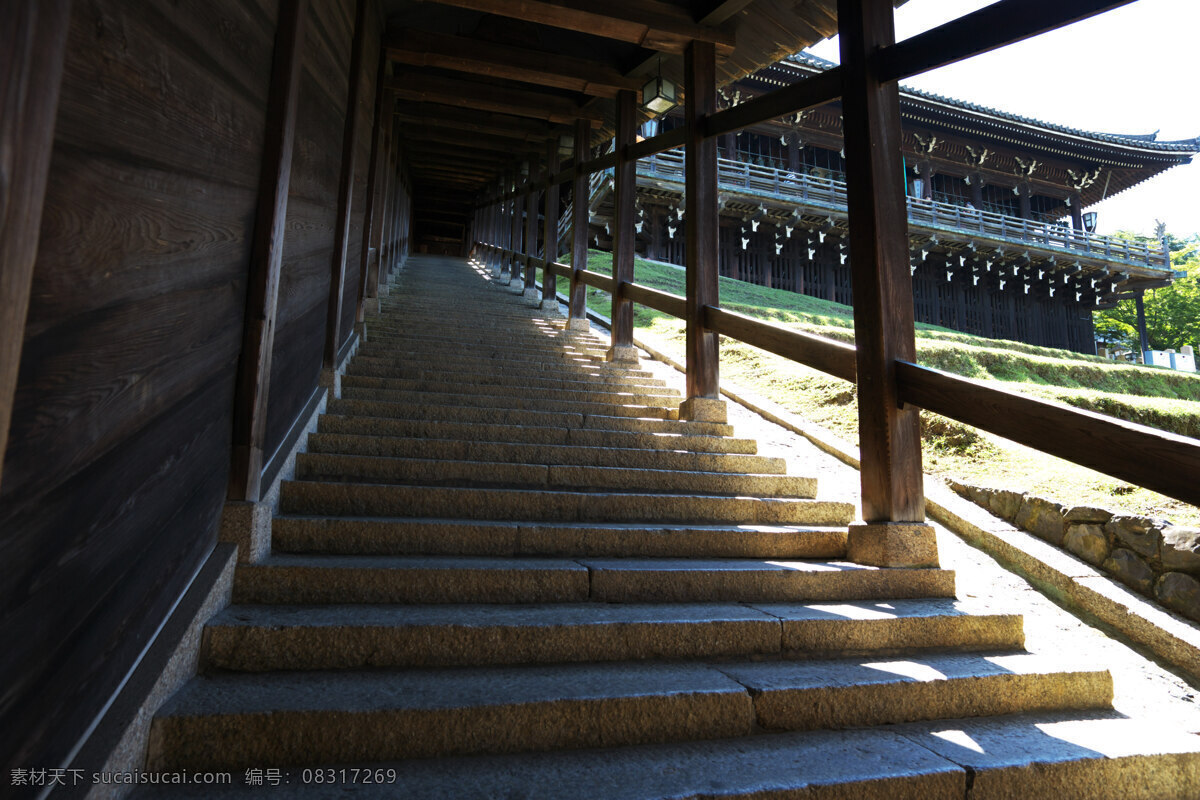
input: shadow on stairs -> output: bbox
[138,255,1200,799]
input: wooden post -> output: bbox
[523,155,540,302]
[568,119,590,330]
[839,0,936,567]
[356,54,389,323]
[0,0,71,492]
[509,173,524,284]
[542,138,561,311]
[1135,290,1149,355]
[323,0,370,373]
[228,0,308,502]
[680,41,724,422]
[608,89,638,362]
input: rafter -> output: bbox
[387,71,603,126]
[412,0,734,55]
[386,29,641,98]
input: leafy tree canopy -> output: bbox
[1093,230,1199,353]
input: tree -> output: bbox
[1093,231,1200,353]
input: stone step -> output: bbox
[341,375,681,404]
[231,555,950,604]
[305,433,781,473]
[356,344,607,368]
[340,385,681,414]
[315,415,757,454]
[364,334,603,354]
[294,453,814,498]
[336,389,678,420]
[146,654,1109,772]
[358,339,610,362]
[343,367,670,392]
[279,481,854,525]
[349,352,658,379]
[347,358,665,388]
[203,599,1025,671]
[270,518,848,559]
[325,399,733,437]
[133,713,1200,799]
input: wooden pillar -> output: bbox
[1018,184,1032,219]
[680,41,723,422]
[1070,194,1084,231]
[0,0,71,492]
[542,138,561,310]
[523,155,540,299]
[838,0,936,566]
[609,89,638,362]
[568,119,590,330]
[228,0,308,502]
[323,0,369,373]
[787,133,801,173]
[1135,290,1150,354]
[509,174,523,284]
[357,56,389,322]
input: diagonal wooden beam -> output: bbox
[386,29,641,98]
[414,0,734,55]
[878,0,1135,83]
[323,0,370,371]
[0,0,71,492]
[387,71,603,126]
[228,0,308,503]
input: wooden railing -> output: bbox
[638,149,1167,270]
[474,0,1187,530]
[476,241,1200,508]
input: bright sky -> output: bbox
[807,0,1200,238]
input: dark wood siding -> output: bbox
[0,0,278,773]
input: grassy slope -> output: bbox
[544,251,1200,524]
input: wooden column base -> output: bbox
[606,345,639,364]
[540,298,564,316]
[567,317,590,332]
[522,287,542,306]
[679,397,727,423]
[318,366,341,397]
[847,522,939,568]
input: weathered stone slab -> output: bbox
[1102,548,1155,595]
[1161,526,1200,575]
[1105,515,1167,560]
[1064,505,1114,525]
[1064,524,1110,567]
[1015,495,1067,545]
[1155,572,1200,623]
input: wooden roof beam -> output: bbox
[394,103,560,139]
[386,29,642,98]
[387,71,603,126]
[412,0,734,55]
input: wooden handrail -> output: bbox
[621,280,686,318]
[896,360,1200,507]
[703,306,857,383]
[576,267,615,293]
[477,236,1200,507]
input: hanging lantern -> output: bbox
[642,59,678,114]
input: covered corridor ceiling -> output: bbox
[380,0,902,236]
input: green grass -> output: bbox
[542,250,1200,524]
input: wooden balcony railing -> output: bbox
[639,149,1167,270]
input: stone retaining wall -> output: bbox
[948,481,1200,624]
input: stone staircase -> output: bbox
[138,255,1200,798]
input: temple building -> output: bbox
[582,52,1199,353]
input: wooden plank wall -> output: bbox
[0,0,386,774]
[266,0,382,456]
